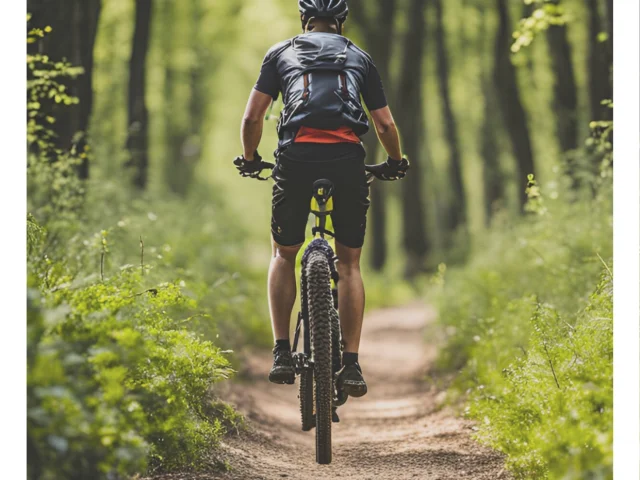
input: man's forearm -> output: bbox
[241,118,263,161]
[376,124,403,162]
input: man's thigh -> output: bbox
[271,159,313,247]
[331,160,370,249]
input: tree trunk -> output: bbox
[350,0,397,271]
[363,129,386,271]
[396,0,430,277]
[479,7,505,225]
[126,0,152,190]
[162,0,205,195]
[161,0,180,193]
[27,0,101,178]
[184,0,204,185]
[521,2,537,78]
[495,0,536,208]
[546,2,578,153]
[74,0,101,179]
[586,0,613,121]
[604,0,613,70]
[434,0,467,239]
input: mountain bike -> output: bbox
[244,160,385,464]
[291,178,345,465]
[290,171,380,464]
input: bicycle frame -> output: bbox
[292,179,340,370]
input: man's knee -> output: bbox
[336,242,362,276]
[272,239,302,264]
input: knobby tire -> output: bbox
[306,250,334,465]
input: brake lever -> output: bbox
[258,162,275,181]
[364,165,376,184]
[366,171,375,185]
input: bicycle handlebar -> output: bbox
[252,163,377,183]
[252,162,376,184]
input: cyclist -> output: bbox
[234,0,409,400]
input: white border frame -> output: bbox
[613,0,640,477]
[1,0,27,478]
[6,0,638,478]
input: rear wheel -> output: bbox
[306,250,333,465]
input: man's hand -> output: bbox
[366,156,410,181]
[233,152,274,180]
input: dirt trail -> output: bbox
[197,302,510,480]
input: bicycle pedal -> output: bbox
[334,382,349,406]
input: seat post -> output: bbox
[316,214,327,239]
[310,179,335,239]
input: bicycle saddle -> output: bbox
[311,179,335,216]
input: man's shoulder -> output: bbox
[347,39,373,64]
[263,35,373,66]
[263,38,295,64]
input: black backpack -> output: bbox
[272,33,371,147]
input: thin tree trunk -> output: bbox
[481,83,504,223]
[479,7,504,225]
[434,0,467,239]
[521,2,536,78]
[161,0,204,196]
[605,0,613,71]
[127,0,152,190]
[162,0,180,193]
[75,0,101,179]
[546,1,578,153]
[350,0,397,271]
[396,0,430,277]
[586,0,613,121]
[495,0,536,208]
[363,130,386,270]
[185,0,204,179]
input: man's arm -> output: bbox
[369,106,403,162]
[241,89,273,161]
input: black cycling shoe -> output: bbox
[268,346,295,385]
[332,408,340,423]
[336,363,368,398]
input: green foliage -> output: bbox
[27,261,241,479]
[469,273,612,479]
[26,21,265,479]
[564,101,613,191]
[27,24,86,226]
[27,173,264,478]
[512,1,570,53]
[431,159,612,478]
[588,101,614,172]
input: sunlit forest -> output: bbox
[27,0,613,479]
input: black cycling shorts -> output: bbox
[271,143,370,249]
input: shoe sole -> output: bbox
[269,366,295,385]
[341,380,367,398]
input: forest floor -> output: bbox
[152,303,511,479]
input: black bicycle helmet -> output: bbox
[299,0,349,24]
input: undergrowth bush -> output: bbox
[431,152,613,477]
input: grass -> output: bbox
[429,173,613,479]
